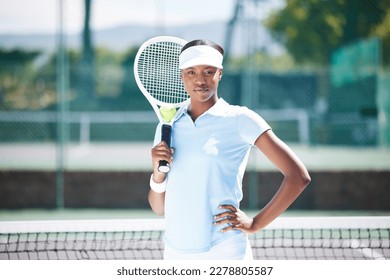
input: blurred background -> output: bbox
[0,0,389,218]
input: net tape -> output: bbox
[1,217,389,260]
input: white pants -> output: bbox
[163,234,253,260]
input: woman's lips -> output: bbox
[194,87,208,92]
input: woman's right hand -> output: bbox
[151,141,174,180]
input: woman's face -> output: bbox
[180,65,222,104]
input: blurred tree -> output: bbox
[266,0,390,64]
[118,47,150,110]
[0,49,40,67]
[372,5,390,64]
[37,50,81,110]
[0,49,41,109]
[95,48,123,99]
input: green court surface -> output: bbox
[1,209,389,222]
[0,208,158,221]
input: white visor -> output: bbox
[179,45,223,69]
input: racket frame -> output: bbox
[134,36,189,173]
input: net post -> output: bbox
[297,109,310,145]
[55,0,69,209]
[80,114,90,145]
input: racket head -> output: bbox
[134,36,189,109]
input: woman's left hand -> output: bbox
[214,205,255,234]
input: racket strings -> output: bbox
[137,41,188,105]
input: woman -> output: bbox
[148,39,311,260]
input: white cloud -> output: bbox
[0,0,83,34]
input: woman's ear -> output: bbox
[219,70,223,80]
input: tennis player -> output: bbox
[148,39,311,260]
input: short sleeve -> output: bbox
[237,107,271,145]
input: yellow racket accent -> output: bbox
[160,107,177,122]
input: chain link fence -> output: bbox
[0,0,389,210]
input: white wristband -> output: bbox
[149,174,167,193]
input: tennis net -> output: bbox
[1,217,389,260]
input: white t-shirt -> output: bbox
[153,98,271,253]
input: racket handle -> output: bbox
[158,124,172,173]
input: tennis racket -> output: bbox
[134,36,189,173]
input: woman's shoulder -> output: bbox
[223,101,259,118]
[218,99,268,127]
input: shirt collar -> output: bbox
[206,98,229,116]
[175,98,229,122]
[184,98,228,115]
[173,100,190,122]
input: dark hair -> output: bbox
[181,39,224,56]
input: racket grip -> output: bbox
[158,124,172,173]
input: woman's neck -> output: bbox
[188,97,218,122]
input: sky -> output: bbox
[0,0,284,35]
[0,0,234,34]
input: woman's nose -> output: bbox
[195,74,206,84]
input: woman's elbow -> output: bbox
[298,170,311,190]
[287,167,311,192]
